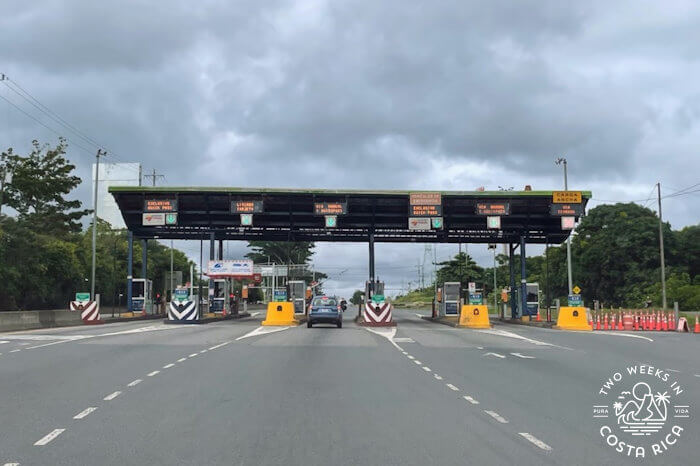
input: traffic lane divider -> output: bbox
[261,302,299,326]
[553,306,592,331]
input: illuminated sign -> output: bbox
[314,202,347,215]
[231,200,264,213]
[476,202,510,215]
[240,214,253,226]
[142,213,165,226]
[553,191,582,203]
[486,216,501,229]
[408,217,431,230]
[561,216,575,229]
[144,199,177,212]
[409,192,441,205]
[410,204,443,217]
[325,215,337,227]
[550,204,583,216]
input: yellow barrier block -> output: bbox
[262,302,299,326]
[203,312,217,319]
[121,312,135,318]
[554,306,592,331]
[458,305,491,329]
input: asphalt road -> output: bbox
[1,310,698,465]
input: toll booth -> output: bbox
[288,280,306,315]
[525,282,540,318]
[440,282,461,316]
[131,278,153,314]
[210,279,229,313]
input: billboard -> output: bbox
[206,260,254,277]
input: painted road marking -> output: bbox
[477,328,564,348]
[401,351,408,355]
[0,335,84,341]
[406,355,415,360]
[73,407,98,419]
[236,326,290,341]
[413,360,422,365]
[510,352,535,359]
[666,368,680,373]
[591,332,653,342]
[10,349,21,353]
[519,432,552,451]
[484,352,506,359]
[147,370,160,377]
[394,337,415,343]
[209,342,229,350]
[0,340,8,344]
[484,410,508,423]
[463,395,479,405]
[199,349,208,354]
[446,383,460,391]
[477,346,484,349]
[189,353,198,357]
[34,428,66,446]
[434,374,443,380]
[177,357,187,362]
[4,462,20,465]
[103,391,121,401]
[694,374,700,378]
[422,366,432,372]
[250,312,261,317]
[127,379,142,387]
[163,363,175,369]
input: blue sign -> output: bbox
[469,293,483,305]
[174,288,189,302]
[274,290,287,301]
[568,294,582,306]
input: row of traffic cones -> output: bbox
[590,310,699,332]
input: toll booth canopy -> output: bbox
[109,187,591,244]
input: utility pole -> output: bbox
[657,182,667,309]
[91,149,106,300]
[143,169,164,187]
[170,239,174,302]
[0,165,13,216]
[556,157,573,294]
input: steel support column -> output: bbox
[520,234,528,320]
[218,239,223,260]
[209,232,215,308]
[368,232,375,294]
[127,231,133,312]
[141,239,147,280]
[509,243,516,319]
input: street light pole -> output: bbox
[657,182,667,309]
[556,157,573,294]
[91,149,105,300]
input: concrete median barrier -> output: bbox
[458,305,491,329]
[262,302,299,326]
[0,310,83,332]
[554,306,592,331]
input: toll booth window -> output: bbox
[374,283,384,295]
[133,282,144,296]
[526,291,538,302]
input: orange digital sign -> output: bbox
[144,199,177,212]
[410,205,442,217]
[409,192,441,205]
[314,202,347,215]
[553,191,582,203]
[231,200,263,213]
[476,202,510,215]
[550,204,583,216]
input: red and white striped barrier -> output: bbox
[361,301,396,327]
[69,300,103,325]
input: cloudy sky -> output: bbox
[2,1,699,296]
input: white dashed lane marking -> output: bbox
[147,371,160,377]
[199,350,208,354]
[484,410,508,423]
[422,366,432,372]
[127,379,142,387]
[463,395,479,405]
[406,355,415,360]
[189,353,198,357]
[103,391,121,401]
[510,352,535,359]
[434,374,443,380]
[446,383,460,391]
[10,349,21,353]
[4,462,21,465]
[484,352,506,359]
[519,432,552,451]
[177,357,187,362]
[163,363,175,369]
[413,360,422,365]
[34,428,66,446]
[73,407,98,419]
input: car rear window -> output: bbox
[312,297,337,306]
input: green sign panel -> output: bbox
[371,294,385,304]
[75,292,90,301]
[568,294,582,306]
[431,217,443,229]
[325,215,337,228]
[165,213,178,225]
[469,293,483,305]
[240,213,253,226]
[174,288,189,302]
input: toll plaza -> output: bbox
[109,186,591,326]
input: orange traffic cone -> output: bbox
[663,312,669,331]
[618,311,624,330]
[604,312,609,330]
[642,311,648,330]
[668,312,674,332]
[656,311,662,331]
[536,309,541,322]
[634,311,639,331]
[596,314,601,331]
[694,315,700,334]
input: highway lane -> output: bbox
[1,311,698,465]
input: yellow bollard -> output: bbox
[554,306,592,331]
[262,302,299,326]
[458,305,491,329]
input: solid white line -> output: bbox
[34,428,66,445]
[209,342,228,350]
[0,340,8,344]
[4,462,20,465]
[103,391,121,401]
[199,349,207,354]
[147,370,160,377]
[463,395,479,405]
[666,368,680,373]
[127,379,142,387]
[189,353,198,357]
[235,326,290,341]
[484,410,508,423]
[73,407,98,419]
[163,363,175,369]
[422,366,432,372]
[10,349,21,353]
[519,432,552,451]
[250,312,261,317]
[413,360,422,365]
[446,383,460,391]
[484,352,506,359]
[591,332,654,342]
[434,374,443,380]
[694,374,700,378]
[510,352,535,359]
[177,357,187,362]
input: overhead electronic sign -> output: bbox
[409,192,442,217]
[553,191,582,204]
[410,204,443,217]
[144,199,177,212]
[142,213,165,226]
[409,192,441,205]
[314,202,347,215]
[550,204,583,216]
[476,202,510,216]
[231,200,264,213]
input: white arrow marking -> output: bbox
[510,352,535,359]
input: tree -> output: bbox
[1,139,88,234]
[350,289,364,305]
[246,241,316,264]
[435,252,484,288]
